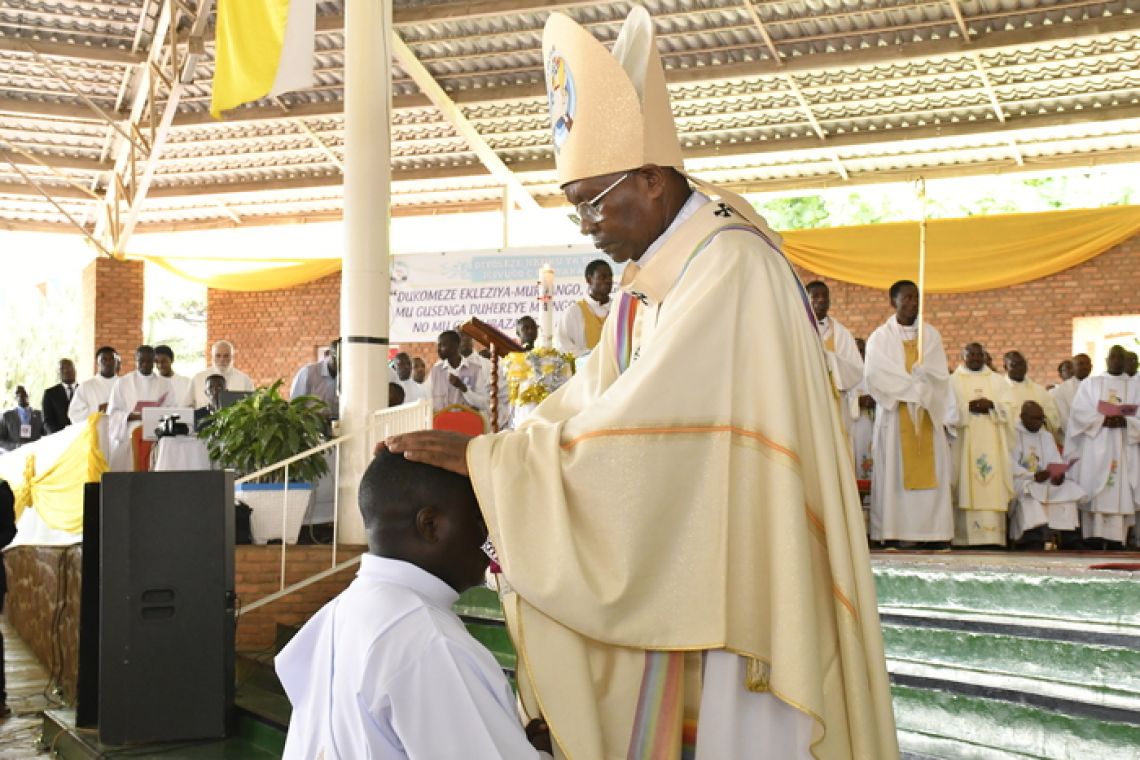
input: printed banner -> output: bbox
[390,246,608,343]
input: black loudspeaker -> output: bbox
[75,482,101,728]
[98,471,235,746]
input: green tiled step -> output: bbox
[882,623,1140,712]
[893,684,1140,760]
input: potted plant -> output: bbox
[201,380,330,544]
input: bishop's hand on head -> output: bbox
[381,430,475,477]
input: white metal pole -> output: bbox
[337,0,392,545]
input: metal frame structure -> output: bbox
[1,0,1138,239]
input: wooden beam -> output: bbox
[0,181,93,199]
[390,32,540,212]
[0,96,123,122]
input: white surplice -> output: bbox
[864,317,957,542]
[106,371,173,471]
[67,375,117,425]
[164,373,195,407]
[846,379,875,481]
[817,316,864,393]
[276,555,547,760]
[1009,422,1085,541]
[1049,376,1081,440]
[1066,373,1140,543]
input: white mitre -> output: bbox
[542,6,780,244]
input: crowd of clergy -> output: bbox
[0,340,253,468]
[815,279,1140,552]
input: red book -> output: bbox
[1045,458,1077,478]
[1098,400,1138,417]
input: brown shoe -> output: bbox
[0,704,11,719]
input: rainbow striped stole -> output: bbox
[626,651,695,760]
[614,291,640,374]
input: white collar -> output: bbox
[635,191,710,270]
[360,554,459,609]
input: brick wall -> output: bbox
[794,232,1140,383]
[206,233,1140,389]
[80,257,145,377]
[207,273,342,390]
[235,545,366,652]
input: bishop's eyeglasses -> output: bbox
[567,172,631,227]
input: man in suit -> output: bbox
[0,386,44,451]
[41,358,77,434]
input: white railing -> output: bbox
[236,399,433,616]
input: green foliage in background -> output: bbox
[0,278,81,401]
[201,380,330,484]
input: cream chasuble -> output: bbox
[948,367,1014,546]
[864,317,955,543]
[1003,376,1060,437]
[1067,373,1140,543]
[469,200,896,760]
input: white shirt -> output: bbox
[276,555,546,760]
[555,294,612,358]
[397,377,425,403]
[164,373,195,407]
[68,374,117,424]
[192,366,254,407]
[424,356,489,413]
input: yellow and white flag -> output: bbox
[210,0,316,118]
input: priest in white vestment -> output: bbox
[276,452,551,760]
[1050,353,1092,446]
[191,340,254,407]
[1066,346,1139,545]
[1009,401,1084,544]
[554,259,613,357]
[806,281,864,400]
[388,9,897,759]
[67,346,119,424]
[864,281,956,546]
[154,345,195,407]
[948,343,1014,546]
[1002,350,1060,436]
[106,346,173,471]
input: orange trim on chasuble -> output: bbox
[560,424,800,464]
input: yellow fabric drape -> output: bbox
[0,414,108,533]
[138,205,1140,293]
[211,0,290,118]
[782,204,1140,293]
[146,256,342,292]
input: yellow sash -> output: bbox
[578,299,606,350]
[899,339,938,490]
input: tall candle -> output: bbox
[539,264,555,348]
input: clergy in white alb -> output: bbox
[154,345,195,407]
[192,340,254,407]
[806,281,864,400]
[106,346,173,472]
[68,346,119,425]
[554,259,613,357]
[275,452,550,760]
[1066,346,1140,544]
[1050,353,1091,445]
[424,331,489,414]
[864,281,956,544]
[948,343,1014,547]
[1002,350,1060,435]
[1009,401,1084,542]
[388,9,897,759]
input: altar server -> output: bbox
[388,8,897,759]
[276,451,550,759]
[555,259,613,357]
[865,280,956,548]
[806,280,863,396]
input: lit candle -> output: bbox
[539,264,555,348]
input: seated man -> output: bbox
[194,374,227,433]
[275,450,551,759]
[1009,401,1084,549]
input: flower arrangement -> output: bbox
[505,347,575,407]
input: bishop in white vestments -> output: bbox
[388,9,897,759]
